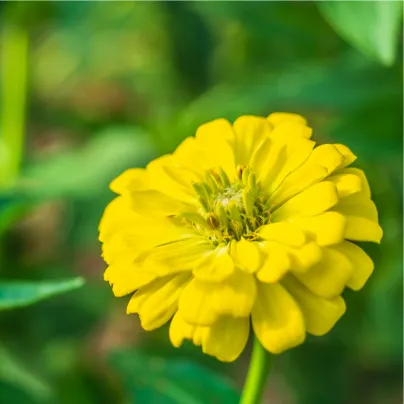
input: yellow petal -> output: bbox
[344,216,383,243]
[328,173,362,198]
[269,118,312,140]
[99,196,138,242]
[104,259,157,297]
[211,270,257,318]
[131,190,190,217]
[101,233,141,261]
[178,271,257,325]
[259,222,306,247]
[230,238,261,273]
[102,216,196,265]
[163,165,202,195]
[293,247,353,298]
[338,167,370,198]
[254,138,284,188]
[257,243,291,283]
[169,312,208,348]
[110,168,149,195]
[196,118,236,179]
[333,194,378,222]
[152,238,211,271]
[258,241,322,275]
[332,194,381,242]
[252,282,306,354]
[127,273,191,330]
[202,316,250,362]
[288,242,323,272]
[233,116,273,164]
[262,137,315,195]
[249,137,271,175]
[272,181,339,221]
[333,241,374,290]
[267,112,307,127]
[282,275,346,336]
[193,246,235,282]
[290,212,346,246]
[269,144,344,209]
[177,279,218,325]
[147,155,196,204]
[334,144,357,169]
[172,137,210,175]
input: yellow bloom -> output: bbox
[99,113,382,362]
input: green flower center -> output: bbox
[183,165,270,245]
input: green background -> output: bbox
[0,2,402,403]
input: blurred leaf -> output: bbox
[17,127,155,200]
[192,2,340,78]
[318,1,403,66]
[0,23,28,189]
[34,3,182,123]
[164,2,213,97]
[109,350,240,404]
[0,382,42,404]
[284,340,351,404]
[0,193,31,235]
[0,345,51,402]
[169,56,399,148]
[0,277,84,311]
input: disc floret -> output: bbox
[190,165,270,245]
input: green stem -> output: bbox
[0,24,29,187]
[240,338,273,404]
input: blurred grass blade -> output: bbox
[318,1,403,66]
[0,24,28,187]
[0,345,52,401]
[0,277,85,311]
[109,350,240,404]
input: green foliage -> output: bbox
[109,349,240,404]
[0,345,51,402]
[0,278,84,311]
[0,2,402,403]
[17,127,155,201]
[0,194,29,235]
[0,23,28,187]
[318,1,403,66]
[171,56,400,145]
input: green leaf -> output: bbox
[0,345,52,401]
[318,1,403,66]
[109,350,240,404]
[170,56,399,145]
[16,127,156,200]
[0,277,85,311]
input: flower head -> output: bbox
[99,113,382,362]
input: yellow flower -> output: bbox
[99,113,382,362]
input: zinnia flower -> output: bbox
[99,113,382,362]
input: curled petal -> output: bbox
[127,273,191,330]
[282,275,346,336]
[333,241,374,290]
[230,238,261,273]
[202,316,250,362]
[178,271,257,325]
[252,282,306,354]
[293,247,353,298]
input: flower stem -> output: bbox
[240,338,273,404]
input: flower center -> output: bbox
[184,165,270,245]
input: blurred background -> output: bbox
[0,2,402,404]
